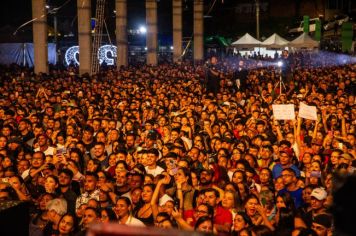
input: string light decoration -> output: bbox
[64,46,80,66]
[64,45,117,66]
[98,45,117,65]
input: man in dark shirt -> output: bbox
[206,56,221,95]
[59,169,78,215]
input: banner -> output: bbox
[299,102,317,120]
[0,43,56,67]
[272,104,295,120]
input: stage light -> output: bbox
[139,26,147,34]
[277,61,283,67]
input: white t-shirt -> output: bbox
[145,165,164,177]
[34,146,56,156]
[124,216,145,227]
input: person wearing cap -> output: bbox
[304,187,328,228]
[312,213,333,236]
[272,148,300,179]
[199,168,214,189]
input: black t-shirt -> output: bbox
[43,222,59,236]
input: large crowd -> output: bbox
[0,52,355,236]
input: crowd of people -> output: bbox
[0,52,355,236]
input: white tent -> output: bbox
[231,33,261,49]
[289,33,319,49]
[261,33,289,48]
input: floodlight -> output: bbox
[139,26,147,34]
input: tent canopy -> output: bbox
[231,33,261,48]
[261,33,289,48]
[289,32,319,49]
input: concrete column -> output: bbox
[172,0,182,63]
[146,0,158,66]
[32,0,48,74]
[116,0,128,68]
[77,0,92,75]
[193,0,204,62]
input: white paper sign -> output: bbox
[272,104,295,120]
[299,102,317,120]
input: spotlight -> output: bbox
[277,61,283,67]
[139,26,147,34]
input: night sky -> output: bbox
[0,0,240,40]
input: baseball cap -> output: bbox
[159,194,174,206]
[311,187,327,201]
[280,147,293,157]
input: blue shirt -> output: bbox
[279,188,304,208]
[272,163,301,179]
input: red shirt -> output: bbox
[214,206,232,226]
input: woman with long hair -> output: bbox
[231,211,252,235]
[57,213,78,236]
[259,168,274,192]
[221,190,241,219]
[44,175,61,196]
[100,207,118,223]
[133,184,155,226]
[274,207,295,235]
[243,194,274,231]
[116,196,145,226]
[194,216,214,233]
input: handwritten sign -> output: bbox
[299,102,317,120]
[272,104,295,120]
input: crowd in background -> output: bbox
[0,52,355,236]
